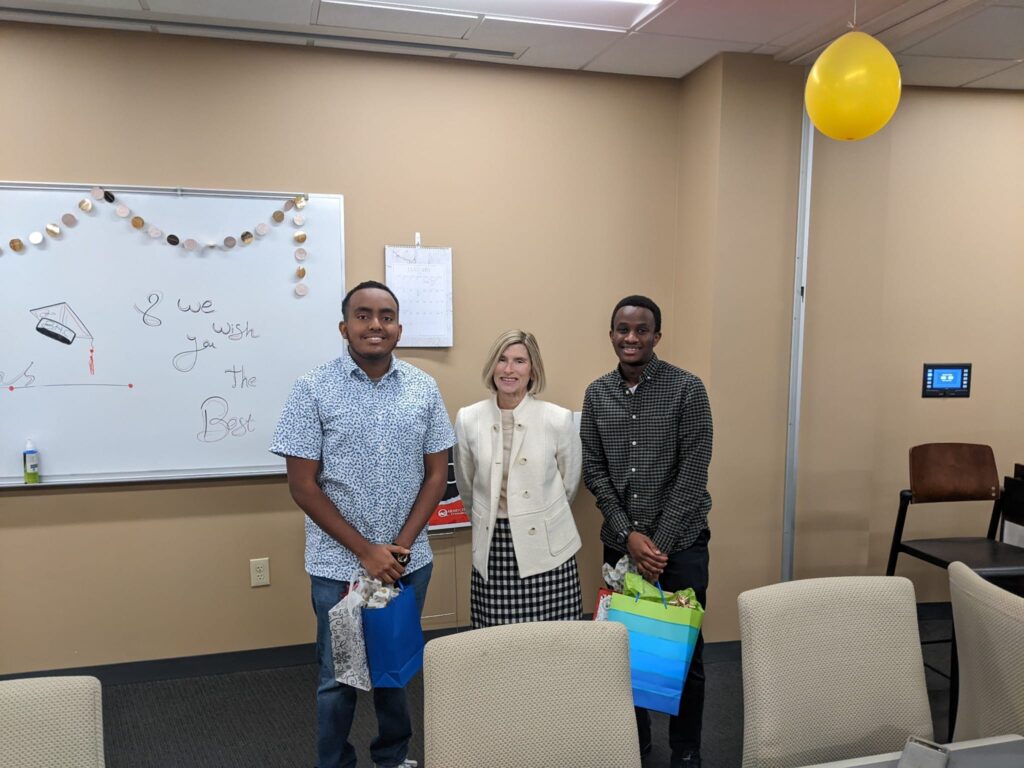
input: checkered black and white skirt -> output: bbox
[470,517,583,628]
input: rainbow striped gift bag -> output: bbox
[606,573,704,715]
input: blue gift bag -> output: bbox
[362,585,425,688]
[605,576,704,715]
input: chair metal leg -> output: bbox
[948,628,959,741]
[887,491,913,576]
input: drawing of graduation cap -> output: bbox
[30,302,94,346]
[30,302,97,374]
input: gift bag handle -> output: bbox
[631,580,670,609]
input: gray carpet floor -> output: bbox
[102,618,953,768]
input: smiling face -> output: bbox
[492,342,532,404]
[610,305,661,369]
[339,287,402,363]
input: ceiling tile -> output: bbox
[770,0,936,64]
[343,0,650,29]
[306,21,518,55]
[586,32,754,78]
[146,0,314,25]
[10,0,144,9]
[317,1,477,39]
[462,17,623,70]
[903,5,1024,59]
[897,54,1021,87]
[639,0,855,44]
[964,60,1024,88]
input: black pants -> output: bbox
[604,529,709,758]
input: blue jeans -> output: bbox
[311,563,432,768]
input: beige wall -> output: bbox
[798,87,1024,599]
[0,22,685,673]
[672,55,804,638]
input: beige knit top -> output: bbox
[496,409,514,519]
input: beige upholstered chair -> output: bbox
[423,621,640,768]
[0,675,105,767]
[949,560,1024,741]
[738,576,933,768]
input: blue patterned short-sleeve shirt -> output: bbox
[270,354,455,580]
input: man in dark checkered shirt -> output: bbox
[581,294,712,768]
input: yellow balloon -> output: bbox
[805,30,902,141]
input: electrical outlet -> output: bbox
[250,557,270,587]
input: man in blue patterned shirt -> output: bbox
[271,280,455,768]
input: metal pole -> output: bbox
[781,106,815,582]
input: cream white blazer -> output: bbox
[454,395,582,579]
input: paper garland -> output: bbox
[2,186,311,296]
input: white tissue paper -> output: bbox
[328,574,403,690]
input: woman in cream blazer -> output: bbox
[454,329,583,628]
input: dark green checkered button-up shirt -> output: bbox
[580,355,713,555]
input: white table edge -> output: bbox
[796,734,1024,768]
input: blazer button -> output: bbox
[523,490,530,498]
[528,527,536,535]
[519,457,527,465]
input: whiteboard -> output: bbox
[0,182,344,486]
[385,245,453,347]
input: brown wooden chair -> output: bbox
[886,443,1024,580]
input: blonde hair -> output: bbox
[482,330,546,395]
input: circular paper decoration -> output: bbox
[29,231,44,245]
[272,210,285,223]
[62,214,78,227]
[296,266,306,278]
[103,190,116,203]
[167,234,180,246]
[116,205,131,218]
[148,226,163,238]
[294,196,307,210]
[240,231,254,245]
[294,231,307,244]
[294,248,307,261]
[10,239,24,252]
[224,236,237,249]
[131,216,145,229]
[283,200,294,212]
[294,283,309,297]
[183,239,199,251]
[79,199,94,213]
[255,223,269,237]
[45,223,61,237]
[90,187,105,200]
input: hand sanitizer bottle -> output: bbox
[23,440,40,484]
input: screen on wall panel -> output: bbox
[0,183,345,485]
